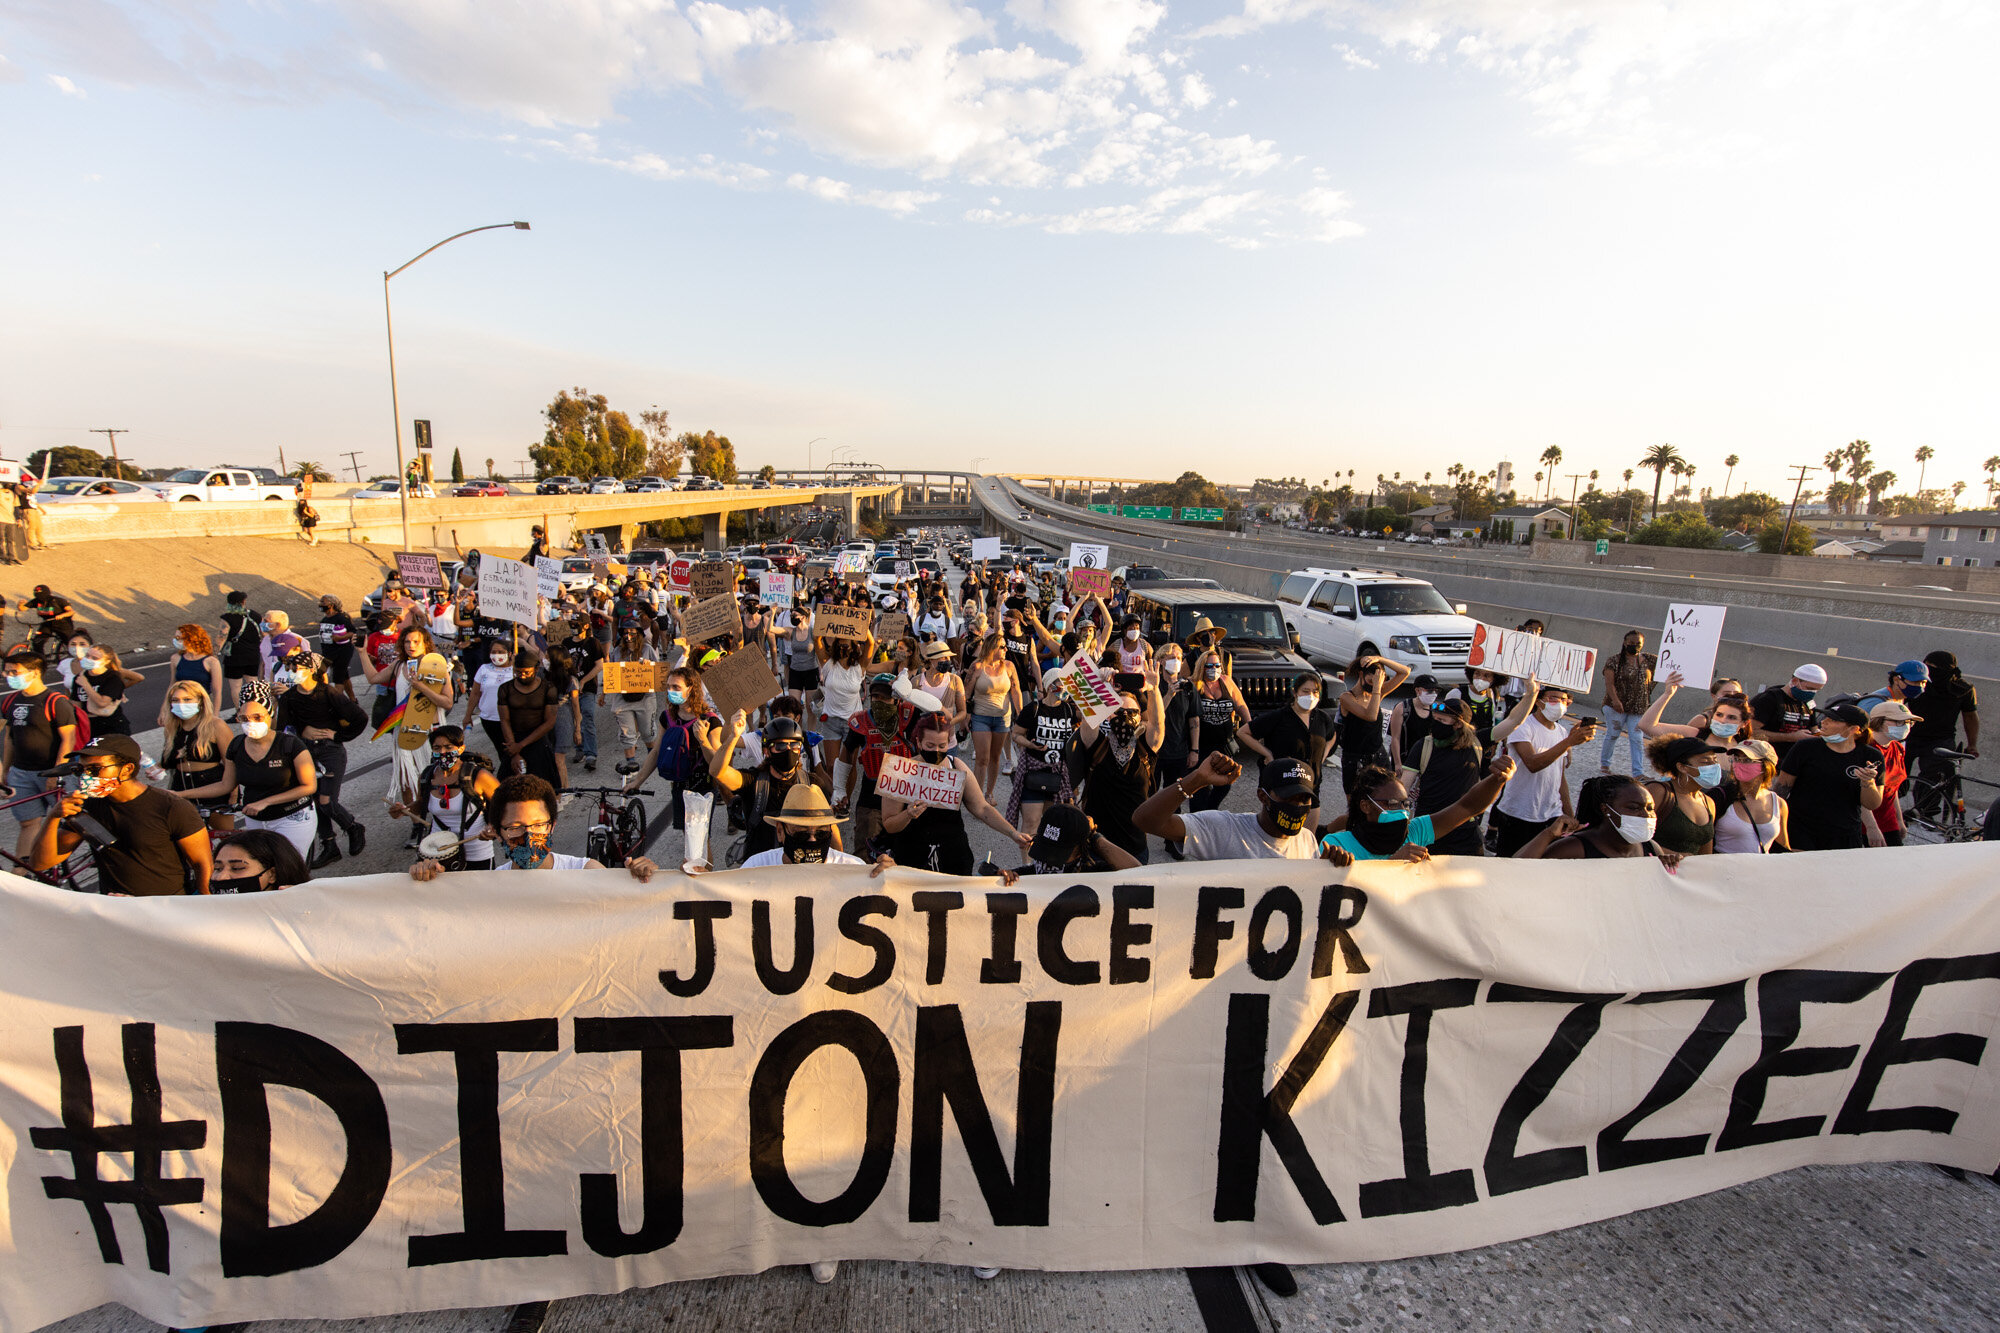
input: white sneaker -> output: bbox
[972,1266,1001,1280]
[810,1260,839,1284]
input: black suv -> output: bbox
[537,476,586,495]
[1123,586,1330,714]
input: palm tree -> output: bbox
[1539,446,1562,499]
[1844,441,1873,513]
[1985,456,2000,502]
[1867,470,1897,513]
[1640,444,1685,519]
[1914,445,1934,497]
[1952,480,1967,508]
[485,457,496,478]
[288,461,334,483]
[1533,470,1544,498]
[1722,454,1739,496]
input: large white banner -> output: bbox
[5,849,2000,1330]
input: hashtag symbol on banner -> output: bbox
[29,1024,208,1273]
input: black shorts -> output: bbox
[788,665,820,690]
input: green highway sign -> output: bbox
[1595,539,1610,556]
[1120,505,1175,520]
[1179,507,1225,522]
[1087,504,1114,514]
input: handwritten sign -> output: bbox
[1068,567,1112,600]
[600,660,662,693]
[394,552,445,590]
[679,593,742,646]
[476,556,541,629]
[1657,604,1727,689]
[877,611,909,644]
[702,648,782,722]
[1465,623,1598,694]
[535,556,563,601]
[893,560,913,578]
[1069,542,1109,572]
[689,561,735,600]
[970,537,1002,562]
[582,533,610,558]
[1044,654,1123,722]
[761,572,794,607]
[875,753,965,810]
[817,604,873,641]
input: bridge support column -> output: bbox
[889,488,903,515]
[840,491,860,536]
[702,512,724,552]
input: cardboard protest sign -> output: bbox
[894,559,913,578]
[582,532,610,557]
[877,611,909,644]
[760,573,794,607]
[817,604,874,641]
[970,536,1002,562]
[1068,567,1112,600]
[874,752,965,809]
[394,552,446,590]
[678,593,742,646]
[1657,604,1727,688]
[1466,623,1598,694]
[534,556,563,601]
[476,556,541,629]
[702,648,782,721]
[1068,542,1110,573]
[1045,653,1123,722]
[689,561,736,600]
[599,660,661,693]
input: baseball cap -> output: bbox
[1028,805,1092,864]
[77,735,144,767]
[1259,757,1318,801]
[1867,699,1916,724]
[1824,702,1869,727]
[1892,659,1931,682]
[1794,664,1829,686]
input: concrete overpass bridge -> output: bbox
[42,482,903,554]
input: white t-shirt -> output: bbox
[1181,809,1319,861]
[1497,714,1571,822]
[916,612,956,640]
[430,604,459,641]
[822,661,866,722]
[472,663,511,723]
[494,852,593,871]
[741,847,866,868]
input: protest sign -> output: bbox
[1068,567,1112,600]
[668,557,694,591]
[817,604,874,641]
[1466,623,1598,693]
[476,557,540,629]
[6,846,2000,1333]
[534,556,563,601]
[970,536,1002,562]
[1068,542,1109,573]
[702,648,782,721]
[1045,653,1122,721]
[582,533,610,558]
[1657,604,1727,688]
[689,562,736,600]
[393,552,445,590]
[760,573,794,607]
[874,753,965,808]
[599,660,661,693]
[877,611,909,644]
[678,594,742,646]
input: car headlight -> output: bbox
[1387,635,1428,654]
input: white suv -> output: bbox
[150,467,297,503]
[1275,567,1477,683]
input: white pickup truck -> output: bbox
[149,467,297,502]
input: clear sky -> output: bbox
[3,0,1996,500]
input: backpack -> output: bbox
[657,713,717,791]
[5,689,89,749]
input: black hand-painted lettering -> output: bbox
[1037,885,1102,986]
[1212,990,1357,1224]
[574,1015,733,1256]
[1482,987,1618,1196]
[909,1002,1062,1225]
[32,1024,206,1274]
[395,1019,568,1265]
[752,897,815,995]
[1835,952,2000,1137]
[1717,969,1892,1152]
[827,895,898,994]
[216,1022,389,1278]
[1311,886,1369,978]
[1359,979,1480,1217]
[749,1011,898,1225]
[1248,887,1303,982]
[1191,886,1244,979]
[981,892,1029,984]
[1598,984,1747,1171]
[658,901,734,998]
[912,890,967,985]
[1109,885,1153,985]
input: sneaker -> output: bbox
[348,824,367,856]
[615,759,639,775]
[972,1266,1000,1280]
[404,829,424,850]
[1250,1262,1297,1297]
[309,840,342,870]
[585,758,598,772]
[809,1260,839,1284]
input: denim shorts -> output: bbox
[969,713,1010,733]
[5,768,55,823]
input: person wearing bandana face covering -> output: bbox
[1133,753,1351,865]
[1320,754,1515,862]
[411,774,661,881]
[836,674,918,859]
[880,712,1033,874]
[31,735,211,895]
[1516,775,1683,864]
[739,783,894,872]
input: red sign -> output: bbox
[668,557,694,591]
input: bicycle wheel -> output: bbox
[618,802,648,860]
[587,829,612,866]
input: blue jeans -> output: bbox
[1599,708,1644,774]
[578,694,598,757]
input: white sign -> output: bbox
[534,556,563,602]
[970,537,1002,562]
[476,557,541,629]
[5,849,2000,1332]
[1466,623,1598,693]
[874,753,965,808]
[760,573,795,607]
[835,550,869,576]
[582,533,610,558]
[1068,542,1110,572]
[1657,604,1727,689]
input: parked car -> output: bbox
[537,476,586,495]
[39,476,168,504]
[1111,565,1169,583]
[1275,567,1476,684]
[589,477,624,494]
[751,479,771,489]
[248,468,303,494]
[148,467,298,503]
[559,556,597,593]
[1122,585,1328,715]
[623,549,670,571]
[453,480,508,498]
[353,480,440,500]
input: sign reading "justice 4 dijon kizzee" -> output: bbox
[6,849,2000,1331]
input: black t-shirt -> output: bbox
[1751,684,1817,740]
[73,668,126,714]
[228,732,313,816]
[5,687,80,770]
[1909,681,1978,750]
[276,686,367,744]
[1019,698,1081,760]
[26,595,73,637]
[79,786,205,896]
[1779,737,1884,851]
[1250,705,1335,770]
[220,609,262,671]
[1194,690,1239,754]
[500,676,557,741]
[570,638,605,695]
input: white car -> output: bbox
[1275,567,1477,684]
[589,477,624,494]
[39,476,168,504]
[353,480,439,499]
[558,556,597,594]
[149,467,296,502]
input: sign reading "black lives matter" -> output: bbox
[4,849,2000,1331]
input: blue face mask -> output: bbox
[1792,685,1817,702]
[1708,720,1738,738]
[3,673,28,692]
[666,689,686,706]
[1374,807,1410,823]
[1901,683,1924,700]
[1695,763,1723,788]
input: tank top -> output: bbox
[1714,795,1782,854]
[917,671,954,706]
[1652,788,1716,854]
[427,781,489,840]
[1340,703,1384,761]
[173,655,212,687]
[1114,639,1147,671]
[1194,689,1237,753]
[165,724,222,782]
[1398,705,1432,768]
[971,667,1011,717]
[889,803,974,876]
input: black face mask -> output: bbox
[1266,799,1313,834]
[1351,805,1409,855]
[918,746,950,764]
[766,747,801,777]
[784,827,833,863]
[209,872,268,894]
[1432,717,1468,744]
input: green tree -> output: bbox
[1632,510,1723,548]
[1756,519,1816,555]
[684,431,738,483]
[1913,445,1933,496]
[530,387,649,480]
[289,460,335,483]
[1539,445,1562,499]
[25,446,114,478]
[758,463,777,483]
[640,406,682,480]
[1639,443,1685,520]
[1707,490,1781,531]
[450,448,465,483]
[1721,454,1739,496]
[1125,471,1232,511]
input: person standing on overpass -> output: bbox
[1749,664,1826,752]
[1599,629,1656,776]
[1907,650,1978,820]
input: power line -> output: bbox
[341,451,366,483]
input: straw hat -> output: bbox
[764,783,841,827]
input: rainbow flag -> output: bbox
[371,698,408,741]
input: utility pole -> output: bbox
[1565,472,1589,541]
[1778,464,1817,556]
[89,429,129,479]
[341,451,365,483]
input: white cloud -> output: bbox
[1332,42,1376,69]
[48,72,84,96]
[1181,71,1213,105]
[786,171,942,213]
[969,181,1362,244]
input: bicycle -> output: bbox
[570,786,654,867]
[0,783,101,891]
[1905,749,1989,843]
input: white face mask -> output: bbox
[1161,659,1182,676]
[1469,680,1491,696]
[67,645,87,659]
[1614,812,1656,845]
[1124,627,1140,642]
[171,638,186,653]
[491,656,508,667]
[170,700,201,720]
[1541,701,1568,722]
[1414,691,1436,708]
[1296,692,1320,710]
[244,719,272,740]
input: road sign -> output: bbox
[1179,507,1224,522]
[1119,505,1174,520]
[1595,539,1611,556]
[1087,504,1114,514]
[413,419,432,452]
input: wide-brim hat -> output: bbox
[764,783,841,827]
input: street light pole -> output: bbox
[807,436,826,482]
[383,221,530,553]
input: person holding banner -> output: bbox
[411,774,660,881]
[1514,774,1679,862]
[1491,683,1593,856]
[880,710,1031,874]
[1319,752,1516,861]
[273,649,369,868]
[1008,804,1140,876]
